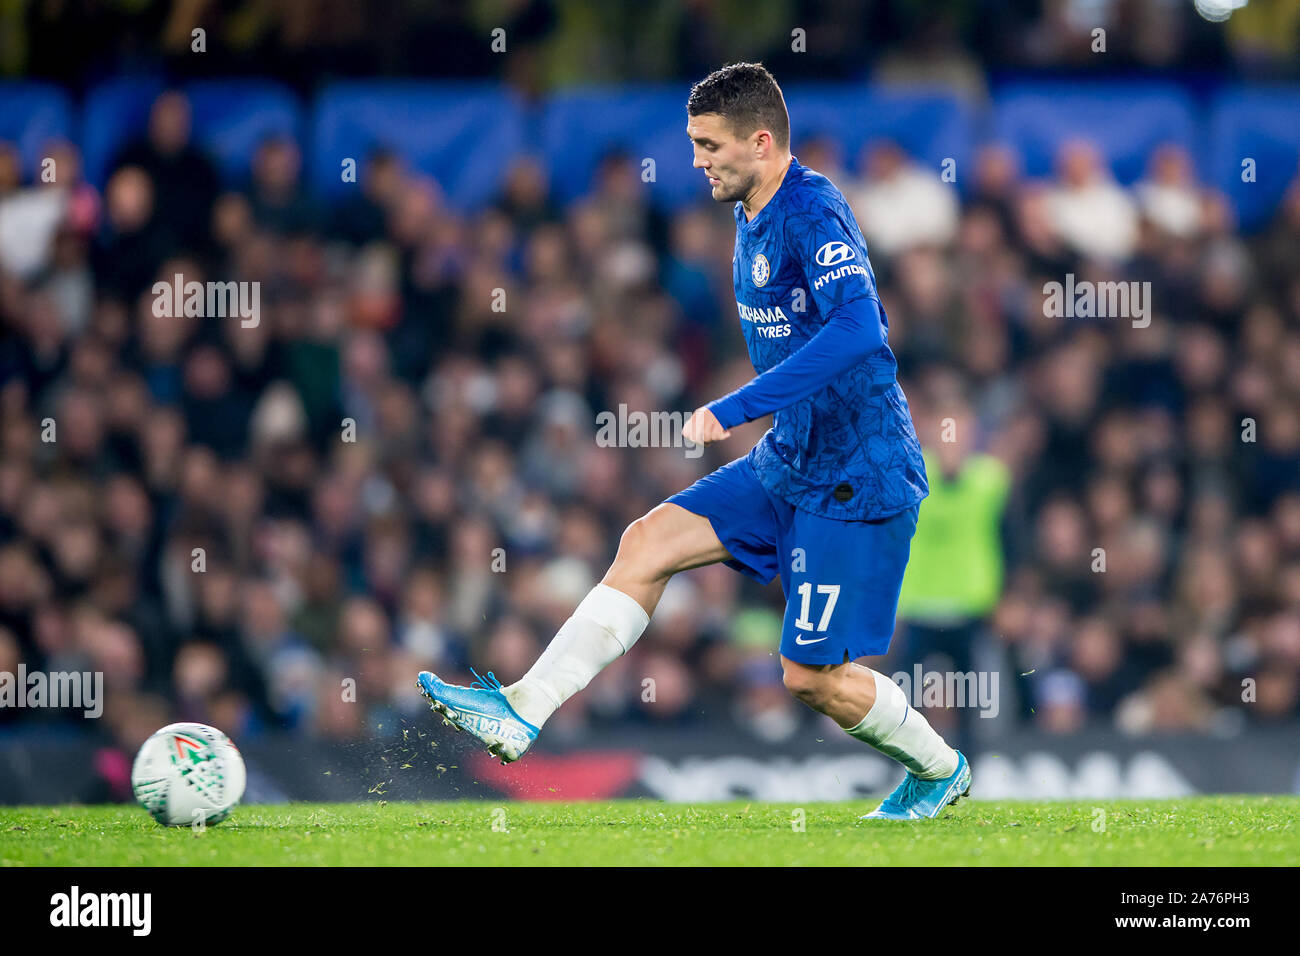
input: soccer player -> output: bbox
[417,62,970,820]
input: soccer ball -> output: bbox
[130,722,246,827]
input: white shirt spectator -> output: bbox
[1046,140,1139,261]
[0,186,67,279]
[851,143,959,256]
[1134,144,1203,239]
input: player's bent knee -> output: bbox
[610,514,672,583]
[781,660,831,706]
[608,504,730,590]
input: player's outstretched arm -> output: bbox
[706,295,887,430]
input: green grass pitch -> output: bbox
[2,797,1297,866]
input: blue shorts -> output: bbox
[666,455,919,665]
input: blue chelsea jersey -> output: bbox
[729,157,928,521]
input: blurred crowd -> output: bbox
[1,82,1299,772]
[5,0,1299,96]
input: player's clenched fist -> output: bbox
[683,406,732,446]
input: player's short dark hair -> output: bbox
[687,62,790,150]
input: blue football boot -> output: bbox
[861,751,972,820]
[416,668,539,764]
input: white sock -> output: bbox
[846,669,959,780]
[504,583,650,728]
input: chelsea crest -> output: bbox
[751,253,770,287]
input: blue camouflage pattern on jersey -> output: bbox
[730,157,928,520]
